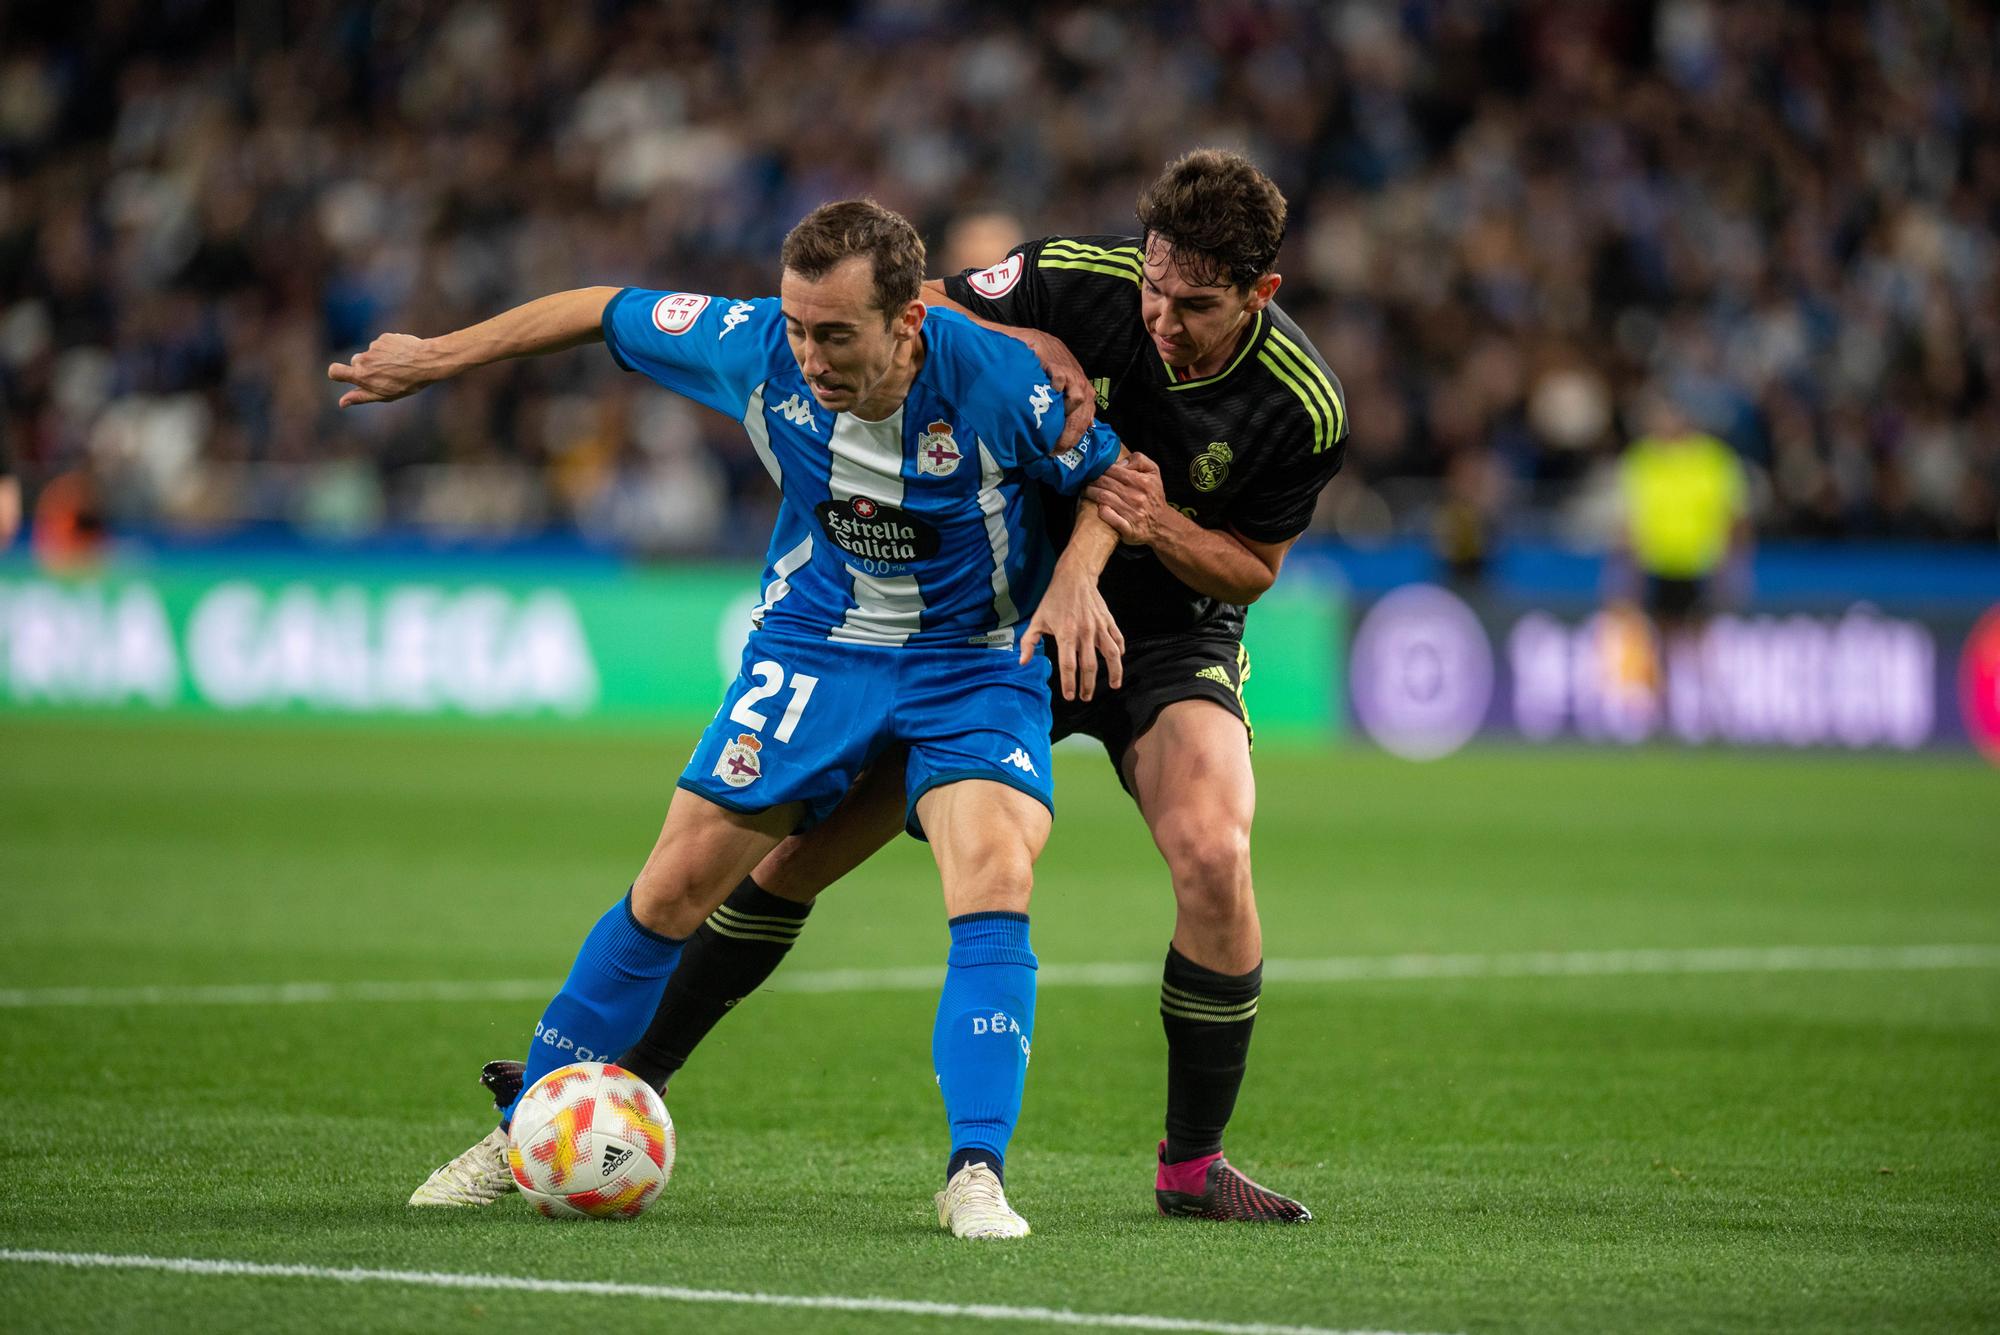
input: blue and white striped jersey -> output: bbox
[603,290,1122,648]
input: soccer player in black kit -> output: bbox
[489,150,1348,1222]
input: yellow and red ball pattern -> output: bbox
[505,1061,674,1220]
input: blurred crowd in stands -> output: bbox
[0,0,1994,557]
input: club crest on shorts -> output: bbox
[714,733,764,788]
[918,420,962,477]
[1190,441,1233,492]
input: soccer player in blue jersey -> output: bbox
[331,201,1126,1237]
[586,151,1342,1224]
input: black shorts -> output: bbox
[1050,631,1252,790]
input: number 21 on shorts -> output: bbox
[729,660,818,743]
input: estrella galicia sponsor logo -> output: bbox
[814,497,941,565]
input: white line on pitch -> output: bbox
[0,1249,1434,1335]
[1,944,1995,1010]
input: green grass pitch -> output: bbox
[1,715,1995,1333]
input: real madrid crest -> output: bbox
[917,419,962,477]
[1190,441,1233,492]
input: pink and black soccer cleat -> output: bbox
[1154,1142,1312,1222]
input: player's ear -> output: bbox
[893,298,926,340]
[1245,272,1282,312]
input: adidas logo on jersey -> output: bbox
[1001,748,1039,776]
[774,393,819,432]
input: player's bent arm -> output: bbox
[328,286,621,407]
[1085,452,1290,603]
[1021,481,1127,701]
[923,280,1093,451]
[1152,516,1292,604]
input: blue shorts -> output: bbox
[678,630,1055,840]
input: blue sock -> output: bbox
[502,891,685,1123]
[932,911,1037,1183]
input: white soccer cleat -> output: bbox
[408,1126,516,1207]
[934,1161,1031,1239]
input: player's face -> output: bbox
[1140,235,1281,374]
[780,258,923,415]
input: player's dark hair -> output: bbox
[1135,149,1287,291]
[781,200,926,322]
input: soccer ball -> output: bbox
[506,1061,674,1219]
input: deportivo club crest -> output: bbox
[918,420,962,477]
[714,733,764,788]
[1190,441,1233,492]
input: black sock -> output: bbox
[1159,945,1261,1163]
[618,878,812,1090]
[947,1148,1002,1185]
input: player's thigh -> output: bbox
[753,750,912,903]
[899,648,1056,842]
[1124,697,1258,868]
[680,632,889,832]
[916,779,1053,918]
[635,787,803,936]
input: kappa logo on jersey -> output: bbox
[718,301,754,340]
[714,733,764,788]
[815,497,942,564]
[1029,383,1054,428]
[651,293,710,336]
[1190,441,1233,492]
[774,393,819,433]
[1001,747,1039,776]
[917,419,962,477]
[967,254,1025,298]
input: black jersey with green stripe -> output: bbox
[942,235,1347,639]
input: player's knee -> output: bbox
[754,840,831,905]
[629,864,708,938]
[938,832,1036,915]
[1156,816,1252,910]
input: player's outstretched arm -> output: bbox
[1019,485,1125,702]
[327,286,622,407]
[922,279,1094,452]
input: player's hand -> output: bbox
[1014,329,1095,453]
[1018,564,1124,702]
[1085,452,1171,547]
[327,333,444,407]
